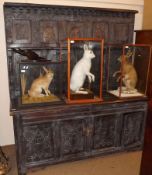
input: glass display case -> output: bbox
[8,47,65,108]
[66,38,104,103]
[107,44,151,98]
[8,42,151,109]
[19,62,63,105]
[106,44,123,98]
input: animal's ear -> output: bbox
[83,44,88,50]
[88,42,93,49]
[42,66,48,73]
[117,55,122,62]
[48,68,53,73]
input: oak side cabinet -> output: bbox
[13,100,147,175]
[135,30,152,98]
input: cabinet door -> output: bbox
[58,117,88,160]
[23,122,56,165]
[122,111,146,149]
[91,114,121,155]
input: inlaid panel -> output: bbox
[5,18,13,43]
[40,21,58,44]
[68,22,85,38]
[92,22,109,42]
[114,23,129,44]
[12,19,32,44]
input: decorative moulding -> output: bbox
[24,0,144,7]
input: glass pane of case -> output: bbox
[19,62,62,105]
[107,44,151,98]
[8,46,66,108]
[106,44,123,97]
[66,38,104,103]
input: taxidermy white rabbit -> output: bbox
[113,50,137,92]
[70,44,95,94]
[28,66,54,97]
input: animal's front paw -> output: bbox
[113,72,116,77]
[116,77,121,82]
[88,76,92,83]
[92,75,95,82]
[48,90,51,95]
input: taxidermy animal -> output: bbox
[113,50,138,92]
[12,48,46,61]
[70,44,95,94]
[28,66,54,97]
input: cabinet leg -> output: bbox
[18,170,27,175]
[18,166,27,175]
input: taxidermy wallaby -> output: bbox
[113,50,138,92]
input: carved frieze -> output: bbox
[4,3,137,47]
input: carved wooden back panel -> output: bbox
[3,3,137,108]
[4,3,137,48]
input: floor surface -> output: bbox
[2,145,142,175]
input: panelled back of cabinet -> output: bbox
[4,3,137,48]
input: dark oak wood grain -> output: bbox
[135,30,152,175]
[3,3,146,175]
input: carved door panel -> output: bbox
[91,114,121,154]
[122,111,146,149]
[58,117,88,160]
[23,122,56,164]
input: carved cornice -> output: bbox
[4,3,138,19]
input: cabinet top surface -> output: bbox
[4,2,138,14]
[10,97,147,115]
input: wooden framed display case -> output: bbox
[107,44,151,98]
[3,3,148,175]
[66,38,104,104]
